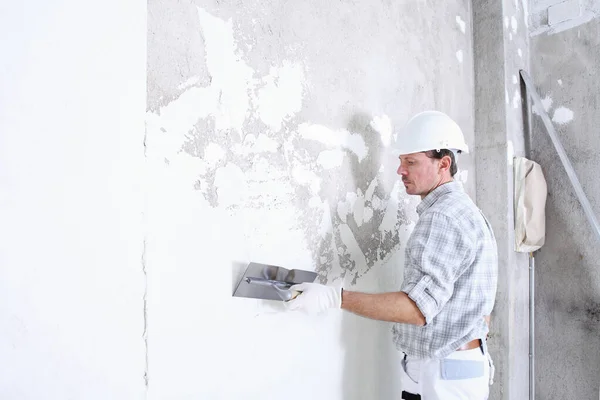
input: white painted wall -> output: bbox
[0,1,146,399]
[0,1,475,399]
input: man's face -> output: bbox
[397,152,444,198]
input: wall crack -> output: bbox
[142,123,149,394]
[142,237,148,392]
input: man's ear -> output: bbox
[439,155,452,173]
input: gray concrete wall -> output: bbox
[530,17,600,400]
[472,0,531,398]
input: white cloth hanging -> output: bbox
[514,157,548,253]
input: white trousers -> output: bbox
[400,343,493,400]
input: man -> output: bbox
[287,111,498,400]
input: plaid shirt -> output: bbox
[393,181,498,359]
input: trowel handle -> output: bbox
[272,285,303,302]
[245,277,303,301]
[245,277,295,287]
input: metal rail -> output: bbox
[529,254,535,400]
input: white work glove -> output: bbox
[285,282,342,314]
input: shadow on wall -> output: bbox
[333,111,403,400]
[231,261,248,294]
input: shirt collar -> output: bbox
[416,181,464,216]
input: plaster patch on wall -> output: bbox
[457,169,469,184]
[352,190,366,227]
[337,192,362,225]
[292,165,321,195]
[369,115,393,147]
[511,16,518,33]
[299,123,368,161]
[456,16,466,33]
[542,96,553,111]
[558,79,563,85]
[204,143,226,168]
[257,62,305,131]
[507,140,515,165]
[146,87,215,160]
[552,106,574,124]
[456,50,464,63]
[533,95,553,115]
[147,6,412,293]
[197,7,254,136]
[317,149,345,169]
[518,48,523,58]
[512,75,518,84]
[214,163,248,208]
[308,196,322,208]
[365,178,378,202]
[505,16,510,28]
[178,76,201,90]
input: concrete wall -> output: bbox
[472,0,531,398]
[146,0,475,399]
[529,15,600,400]
[0,1,147,399]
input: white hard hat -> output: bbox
[394,111,469,155]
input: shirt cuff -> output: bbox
[403,275,438,324]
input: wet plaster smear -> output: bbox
[146,1,475,399]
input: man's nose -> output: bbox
[397,164,407,176]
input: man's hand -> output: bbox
[285,282,342,314]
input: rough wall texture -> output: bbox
[530,17,600,400]
[472,0,531,399]
[146,0,475,398]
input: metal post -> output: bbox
[529,253,535,400]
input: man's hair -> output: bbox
[424,149,458,177]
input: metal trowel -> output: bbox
[232,262,318,302]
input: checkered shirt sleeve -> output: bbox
[402,211,475,324]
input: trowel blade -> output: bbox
[232,262,318,301]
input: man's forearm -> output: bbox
[340,290,426,326]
